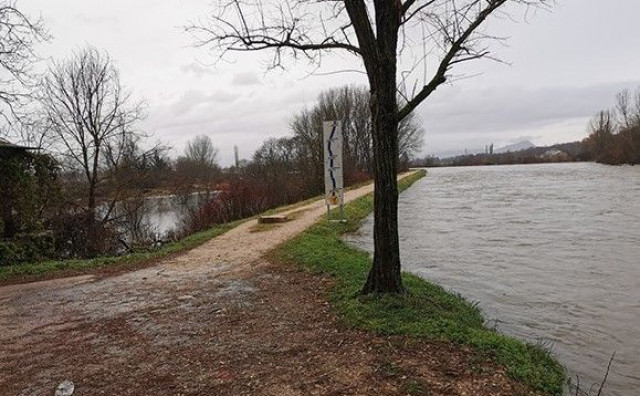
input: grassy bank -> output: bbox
[0,176,378,284]
[268,169,566,395]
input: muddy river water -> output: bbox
[346,163,640,395]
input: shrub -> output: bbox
[0,232,56,266]
[48,210,120,259]
[0,240,22,266]
[15,232,55,262]
[184,178,270,233]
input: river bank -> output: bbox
[270,170,565,395]
[0,170,564,395]
[350,163,640,395]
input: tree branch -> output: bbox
[398,0,508,121]
[187,0,361,70]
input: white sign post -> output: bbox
[323,120,344,221]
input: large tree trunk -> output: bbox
[362,90,403,294]
[362,4,404,294]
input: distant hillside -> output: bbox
[495,140,536,154]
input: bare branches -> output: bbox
[0,0,49,122]
[401,0,438,26]
[40,47,144,211]
[191,0,548,123]
[187,0,360,70]
[399,0,517,120]
[596,352,615,396]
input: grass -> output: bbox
[260,176,377,217]
[0,220,243,283]
[268,169,567,395]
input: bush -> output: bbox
[0,240,22,266]
[16,232,55,262]
[0,232,55,266]
[48,210,120,259]
[184,178,270,233]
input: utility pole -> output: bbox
[234,145,239,168]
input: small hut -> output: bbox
[0,137,34,158]
[0,138,37,238]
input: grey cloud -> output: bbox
[149,90,292,141]
[232,72,262,86]
[74,14,118,25]
[419,80,640,137]
[155,103,289,137]
[168,89,241,117]
[24,0,640,166]
[150,108,289,166]
[180,63,217,78]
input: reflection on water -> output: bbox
[114,192,211,240]
[346,163,640,395]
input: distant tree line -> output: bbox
[413,87,640,169]
[413,141,588,168]
[582,88,640,165]
[238,86,423,209]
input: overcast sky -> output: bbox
[20,0,640,164]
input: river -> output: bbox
[109,191,213,242]
[345,163,640,395]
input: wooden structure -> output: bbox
[0,138,36,238]
[0,137,33,156]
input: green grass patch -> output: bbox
[260,175,377,217]
[0,220,243,282]
[268,169,566,395]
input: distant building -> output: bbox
[541,148,570,161]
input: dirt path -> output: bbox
[0,177,378,340]
[0,173,533,396]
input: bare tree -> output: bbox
[615,90,632,129]
[585,110,615,163]
[0,0,48,124]
[185,134,219,167]
[587,87,640,165]
[176,134,220,187]
[189,0,548,294]
[291,85,424,176]
[40,47,143,219]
